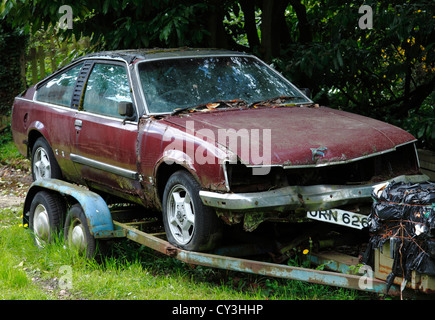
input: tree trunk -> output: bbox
[240,0,260,51]
[259,0,289,62]
[206,4,229,49]
[289,0,312,43]
[205,1,246,51]
[399,75,435,118]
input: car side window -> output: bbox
[36,63,83,107]
[82,63,133,119]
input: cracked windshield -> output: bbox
[138,56,310,114]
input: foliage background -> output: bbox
[0,21,26,116]
[0,0,434,149]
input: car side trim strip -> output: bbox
[70,153,139,180]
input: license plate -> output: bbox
[307,209,369,229]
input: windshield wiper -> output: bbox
[171,99,248,116]
[248,95,299,108]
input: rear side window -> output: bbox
[36,63,83,107]
[82,63,132,118]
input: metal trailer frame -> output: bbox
[24,179,415,297]
[113,219,406,296]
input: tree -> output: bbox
[0,19,27,116]
[273,1,434,148]
[1,0,434,148]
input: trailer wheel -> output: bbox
[29,191,64,246]
[64,204,96,258]
[162,171,222,252]
[31,137,62,181]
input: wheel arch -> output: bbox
[28,132,63,180]
[24,179,114,237]
[27,129,46,158]
[23,186,67,227]
[154,161,193,206]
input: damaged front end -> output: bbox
[200,142,429,232]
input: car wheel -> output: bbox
[29,191,64,247]
[162,170,222,252]
[31,137,62,181]
[64,204,96,258]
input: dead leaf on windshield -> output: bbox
[206,103,220,110]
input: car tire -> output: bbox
[64,204,96,258]
[31,137,62,181]
[162,170,222,252]
[29,191,64,247]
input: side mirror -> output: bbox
[299,88,312,99]
[118,101,134,117]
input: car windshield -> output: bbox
[138,56,310,114]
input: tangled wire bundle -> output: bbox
[364,181,435,291]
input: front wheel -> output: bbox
[162,171,222,252]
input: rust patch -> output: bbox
[166,245,179,257]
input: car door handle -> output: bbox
[74,119,83,131]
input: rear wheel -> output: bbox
[29,191,64,246]
[31,137,62,181]
[162,171,222,252]
[64,204,96,258]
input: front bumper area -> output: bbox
[199,174,429,213]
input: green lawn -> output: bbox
[0,205,365,300]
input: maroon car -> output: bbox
[11,48,427,251]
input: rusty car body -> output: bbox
[11,48,428,251]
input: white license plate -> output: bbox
[307,209,369,229]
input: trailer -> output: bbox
[22,179,435,298]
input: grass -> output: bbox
[0,205,365,300]
[0,127,366,301]
[0,126,28,170]
[0,214,53,299]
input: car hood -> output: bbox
[162,105,416,167]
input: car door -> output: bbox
[32,62,84,182]
[70,60,142,201]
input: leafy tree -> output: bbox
[1,0,434,148]
[0,20,27,116]
[278,1,435,148]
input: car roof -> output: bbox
[76,48,250,64]
[35,48,252,89]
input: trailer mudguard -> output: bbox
[23,179,114,237]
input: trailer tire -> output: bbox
[162,170,222,252]
[64,204,96,258]
[29,190,64,247]
[31,137,62,181]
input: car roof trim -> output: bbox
[73,48,249,64]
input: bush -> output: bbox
[0,22,27,116]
